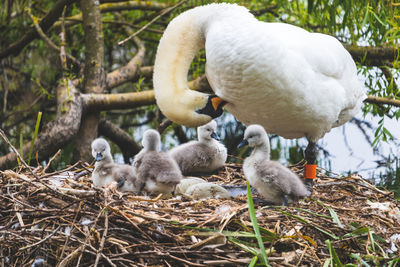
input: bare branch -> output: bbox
[0,0,78,60]
[98,118,141,163]
[364,95,400,107]
[344,44,398,66]
[84,74,211,111]
[82,90,155,111]
[106,37,145,89]
[52,1,170,29]
[118,0,187,45]
[27,1,81,68]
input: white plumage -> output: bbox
[153,3,366,143]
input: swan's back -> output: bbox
[203,6,365,141]
[154,3,365,141]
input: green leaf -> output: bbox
[249,256,258,267]
[368,229,375,252]
[325,239,343,267]
[247,181,270,266]
[350,253,371,267]
[28,111,42,166]
[342,227,369,238]
[228,237,258,255]
[279,210,339,240]
[327,206,344,228]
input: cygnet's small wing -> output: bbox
[134,151,182,185]
[185,182,230,200]
[262,161,308,197]
[94,162,114,177]
[171,142,217,174]
[175,177,207,195]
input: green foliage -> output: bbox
[246,181,270,266]
[28,111,42,165]
[377,154,400,199]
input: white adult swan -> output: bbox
[153,3,366,188]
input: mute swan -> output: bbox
[91,138,138,191]
[169,120,227,175]
[133,129,182,194]
[153,3,366,190]
[238,125,310,206]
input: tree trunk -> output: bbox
[73,0,106,163]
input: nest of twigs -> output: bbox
[1,162,400,266]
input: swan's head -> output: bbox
[155,88,226,127]
[238,124,269,148]
[198,120,220,142]
[142,129,161,151]
[91,138,111,162]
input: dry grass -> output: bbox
[1,162,400,266]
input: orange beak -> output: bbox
[211,96,225,111]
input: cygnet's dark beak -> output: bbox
[118,180,125,188]
[96,153,102,161]
[211,132,220,141]
[237,139,248,148]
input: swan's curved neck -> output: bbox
[153,4,253,126]
[153,8,208,123]
[153,6,227,127]
[154,12,205,94]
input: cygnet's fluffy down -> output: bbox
[175,177,207,195]
[169,120,227,175]
[239,125,310,206]
[91,138,139,192]
[133,129,182,194]
[185,182,231,200]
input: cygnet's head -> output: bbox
[197,120,220,142]
[142,129,161,151]
[91,138,111,161]
[238,125,269,148]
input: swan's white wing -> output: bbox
[205,20,364,140]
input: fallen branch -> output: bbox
[19,225,61,251]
